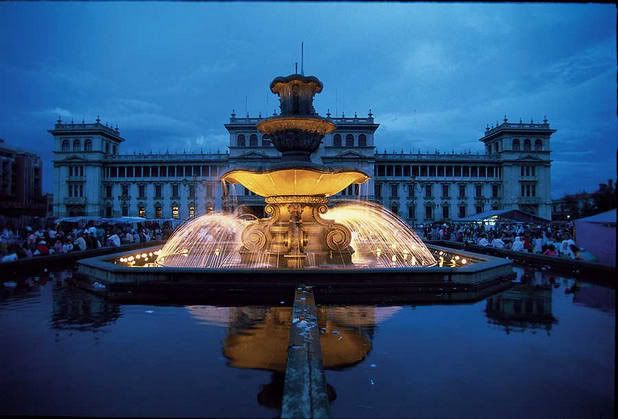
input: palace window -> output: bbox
[535,139,543,151]
[408,206,415,219]
[138,206,145,218]
[121,184,129,197]
[358,134,367,147]
[403,166,410,177]
[127,166,134,177]
[459,184,466,198]
[333,134,342,147]
[105,185,112,198]
[262,135,272,146]
[84,139,92,151]
[408,184,415,197]
[155,185,162,199]
[189,205,196,218]
[446,166,453,177]
[122,206,129,217]
[391,204,399,215]
[73,139,81,151]
[492,185,499,198]
[524,139,531,151]
[105,142,110,154]
[135,166,142,177]
[206,184,214,197]
[390,184,398,198]
[425,184,432,198]
[437,166,444,177]
[249,134,258,147]
[345,134,354,147]
[105,206,112,217]
[138,185,146,199]
[512,139,520,151]
[112,144,117,154]
[375,183,382,198]
[459,205,466,218]
[189,185,196,198]
[442,184,449,198]
[143,166,151,177]
[172,184,179,198]
[494,142,499,153]
[61,140,70,152]
[237,134,245,147]
[119,167,126,177]
[475,185,483,198]
[442,206,449,220]
[425,206,433,220]
[155,205,162,219]
[172,205,179,219]
[476,205,483,214]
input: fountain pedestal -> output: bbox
[240,196,353,268]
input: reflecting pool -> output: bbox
[0,267,614,418]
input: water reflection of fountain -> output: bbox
[186,305,400,410]
[156,201,435,269]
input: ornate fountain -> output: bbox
[221,74,368,268]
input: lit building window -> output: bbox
[189,205,196,218]
[172,205,179,219]
[138,206,145,217]
[155,205,162,219]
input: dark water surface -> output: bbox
[0,267,614,418]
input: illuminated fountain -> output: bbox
[156,73,436,269]
[78,71,514,303]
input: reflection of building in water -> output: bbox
[186,305,400,409]
[52,284,120,331]
[486,283,557,333]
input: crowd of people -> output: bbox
[418,220,597,262]
[0,219,174,263]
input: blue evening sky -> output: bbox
[0,2,615,198]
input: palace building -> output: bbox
[50,112,555,222]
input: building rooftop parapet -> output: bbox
[375,153,498,162]
[483,118,552,137]
[107,152,229,162]
[227,114,376,125]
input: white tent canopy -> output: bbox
[575,209,616,267]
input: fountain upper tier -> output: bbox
[222,166,368,198]
[255,73,336,162]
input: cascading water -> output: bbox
[155,201,436,269]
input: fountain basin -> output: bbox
[75,244,514,304]
[222,167,369,197]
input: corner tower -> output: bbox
[480,116,555,219]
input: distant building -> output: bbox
[0,138,47,217]
[552,192,595,221]
[50,113,555,221]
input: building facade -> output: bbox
[50,113,555,222]
[0,138,47,217]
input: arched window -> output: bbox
[534,139,543,151]
[73,139,81,151]
[84,139,92,151]
[249,134,258,147]
[493,143,499,153]
[237,134,245,147]
[345,134,354,147]
[523,139,531,151]
[262,135,271,146]
[359,134,367,147]
[61,140,70,152]
[333,134,342,147]
[512,139,520,151]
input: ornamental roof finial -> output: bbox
[503,114,508,123]
[326,109,331,118]
[368,109,373,118]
